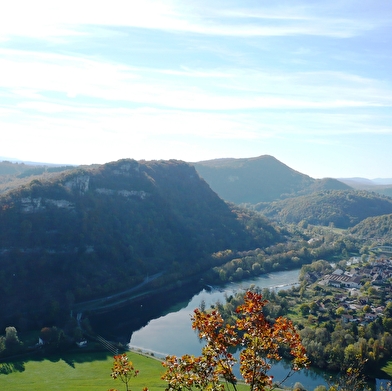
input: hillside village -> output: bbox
[307,252,392,325]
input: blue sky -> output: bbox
[1,0,391,178]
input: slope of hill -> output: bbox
[0,161,75,195]
[349,213,392,243]
[255,190,392,229]
[0,159,280,329]
[193,155,350,204]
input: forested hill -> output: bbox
[0,159,280,329]
[349,213,392,242]
[0,160,75,195]
[193,155,350,204]
[255,190,392,229]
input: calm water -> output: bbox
[128,269,331,390]
[129,269,301,357]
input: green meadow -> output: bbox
[0,350,167,391]
[0,349,254,391]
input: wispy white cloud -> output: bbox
[0,0,379,41]
[1,0,391,177]
[1,48,391,113]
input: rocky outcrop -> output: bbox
[95,188,149,199]
[21,197,74,212]
[65,174,90,194]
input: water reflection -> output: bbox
[130,269,301,356]
[129,270,332,389]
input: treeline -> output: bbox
[213,261,392,377]
[206,225,359,283]
[215,289,392,374]
[255,190,392,228]
[0,318,98,360]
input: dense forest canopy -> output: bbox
[349,213,392,243]
[255,190,392,229]
[0,159,281,330]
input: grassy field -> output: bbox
[0,350,167,391]
[0,349,256,391]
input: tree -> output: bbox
[4,326,22,353]
[293,382,306,391]
[40,327,53,344]
[362,304,371,313]
[327,356,371,391]
[385,302,392,317]
[109,353,140,391]
[300,303,310,316]
[161,291,309,391]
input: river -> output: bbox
[90,269,386,390]
[129,269,301,357]
[127,269,331,390]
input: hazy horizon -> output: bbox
[2,154,392,182]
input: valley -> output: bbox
[1,156,392,391]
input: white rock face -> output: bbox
[21,197,43,212]
[95,188,115,195]
[95,188,148,199]
[65,175,90,194]
[118,190,148,199]
[112,162,140,176]
[46,199,74,209]
[21,197,75,212]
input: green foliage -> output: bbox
[208,227,350,284]
[109,353,141,391]
[0,161,75,195]
[0,326,22,356]
[326,357,372,391]
[161,291,309,391]
[213,262,392,381]
[0,159,280,330]
[349,213,392,244]
[257,190,392,228]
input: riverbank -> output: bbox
[4,266,391,390]
[72,272,204,316]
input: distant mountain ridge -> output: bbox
[340,177,392,186]
[339,177,392,198]
[193,155,350,204]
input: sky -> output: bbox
[1,0,391,179]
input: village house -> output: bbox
[364,313,378,321]
[341,314,357,324]
[324,273,362,289]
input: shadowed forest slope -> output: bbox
[0,159,280,329]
